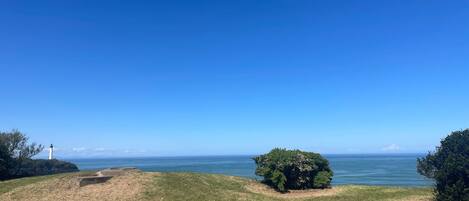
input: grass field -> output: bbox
[0,171,433,201]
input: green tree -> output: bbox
[0,129,44,180]
[417,129,469,201]
[253,148,333,192]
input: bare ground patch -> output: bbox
[244,180,343,199]
[1,171,151,201]
[387,195,433,201]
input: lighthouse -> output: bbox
[48,144,54,160]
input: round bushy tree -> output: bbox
[253,148,333,192]
[0,130,43,180]
[417,129,469,201]
[0,129,78,180]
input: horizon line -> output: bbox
[46,152,428,160]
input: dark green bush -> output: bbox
[1,129,44,180]
[0,129,79,180]
[18,159,79,177]
[253,148,333,192]
[417,129,469,201]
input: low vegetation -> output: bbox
[14,159,78,177]
[253,148,333,192]
[417,129,469,201]
[0,171,432,201]
[0,173,62,195]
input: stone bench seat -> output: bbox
[77,167,138,187]
[78,175,113,187]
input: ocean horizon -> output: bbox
[67,153,433,187]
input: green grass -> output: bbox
[0,174,63,195]
[1,172,433,201]
[144,173,275,201]
[307,186,432,201]
[142,172,433,201]
[0,171,92,195]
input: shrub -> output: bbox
[253,148,333,192]
[18,159,79,177]
[417,129,469,201]
[0,129,44,180]
[0,129,79,180]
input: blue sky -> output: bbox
[1,0,468,158]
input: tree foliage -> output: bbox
[0,129,78,180]
[417,129,469,201]
[0,129,44,180]
[253,148,333,192]
[18,159,78,177]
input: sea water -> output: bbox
[68,154,432,186]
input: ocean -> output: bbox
[68,154,433,186]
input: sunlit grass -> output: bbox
[0,172,433,201]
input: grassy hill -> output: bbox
[0,171,432,201]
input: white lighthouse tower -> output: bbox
[48,144,54,160]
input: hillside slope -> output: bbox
[0,171,432,201]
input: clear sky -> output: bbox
[1,0,468,158]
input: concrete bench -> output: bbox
[78,175,113,187]
[77,167,138,187]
